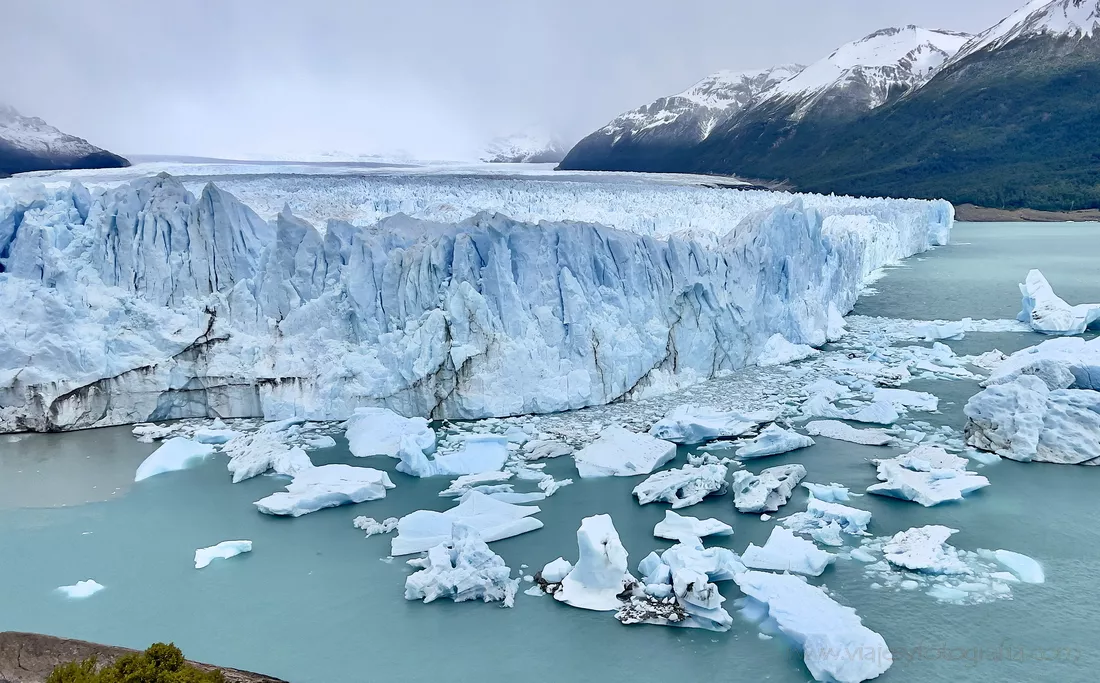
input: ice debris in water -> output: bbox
[912,319,969,341]
[553,514,635,611]
[782,497,871,547]
[801,482,851,502]
[353,516,399,537]
[56,580,105,599]
[730,464,806,513]
[194,540,252,569]
[800,394,899,425]
[344,407,436,458]
[867,445,990,506]
[983,549,1045,584]
[652,510,733,542]
[632,463,729,509]
[397,434,509,478]
[805,421,892,446]
[735,424,815,459]
[223,419,314,483]
[539,557,574,584]
[742,527,835,576]
[735,570,891,683]
[404,524,518,607]
[573,426,676,478]
[756,334,820,367]
[648,405,778,444]
[882,526,971,575]
[391,492,543,556]
[1018,269,1100,336]
[872,388,938,412]
[134,437,216,482]
[254,464,395,517]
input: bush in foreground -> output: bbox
[47,642,225,683]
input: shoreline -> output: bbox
[954,204,1100,223]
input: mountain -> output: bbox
[560,26,970,174]
[0,105,128,177]
[480,132,567,163]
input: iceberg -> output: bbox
[0,174,952,434]
[735,571,891,683]
[867,445,990,506]
[632,463,728,509]
[872,388,938,412]
[730,464,806,513]
[881,526,971,575]
[652,510,733,542]
[344,407,436,458]
[735,424,815,459]
[801,482,851,502]
[912,319,968,341]
[573,426,677,478]
[56,580,105,599]
[1018,269,1100,336]
[648,404,778,444]
[990,549,1045,584]
[742,527,836,576]
[391,492,543,556]
[404,524,519,607]
[397,434,509,478]
[756,334,820,367]
[983,336,1100,391]
[783,497,871,544]
[192,425,242,444]
[539,557,574,584]
[804,420,892,446]
[134,437,216,482]
[223,421,314,483]
[353,516,399,537]
[253,464,395,517]
[554,514,634,611]
[800,395,900,425]
[194,540,253,569]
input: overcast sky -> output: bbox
[6,0,1025,160]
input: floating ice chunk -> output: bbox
[730,464,806,513]
[439,471,514,497]
[735,425,815,459]
[826,303,847,342]
[521,439,573,460]
[574,426,677,478]
[391,492,543,556]
[756,334,820,367]
[801,482,850,502]
[1018,269,1100,336]
[801,395,899,425]
[132,423,183,443]
[555,514,634,611]
[735,571,891,682]
[803,378,852,401]
[649,405,778,444]
[404,524,518,607]
[193,427,242,445]
[968,349,1009,371]
[353,516,399,536]
[344,407,436,458]
[985,336,1100,391]
[783,497,871,539]
[850,548,876,563]
[134,437,216,482]
[867,445,990,506]
[56,580,105,599]
[805,421,892,446]
[873,388,939,412]
[882,526,971,575]
[537,475,572,496]
[913,319,969,341]
[653,510,733,542]
[540,557,574,584]
[742,527,835,576]
[223,425,314,483]
[254,464,395,517]
[632,463,728,509]
[398,434,510,478]
[303,435,337,449]
[991,550,1045,584]
[194,540,253,569]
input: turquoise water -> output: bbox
[2,222,1099,682]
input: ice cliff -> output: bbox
[0,173,952,432]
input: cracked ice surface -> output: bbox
[0,172,951,432]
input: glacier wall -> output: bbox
[0,174,952,432]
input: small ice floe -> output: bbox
[391,492,543,556]
[735,571,891,683]
[132,423,184,443]
[573,426,676,478]
[192,422,242,445]
[735,425,815,459]
[344,407,436,458]
[134,437,216,482]
[755,334,820,367]
[540,557,574,584]
[804,420,892,446]
[398,434,509,478]
[867,445,990,506]
[552,515,634,611]
[801,482,851,503]
[800,394,899,425]
[404,524,518,607]
[742,527,835,576]
[223,421,314,483]
[872,388,939,412]
[912,319,969,341]
[254,465,395,517]
[881,526,971,575]
[782,497,871,547]
[439,471,515,497]
[353,516,399,537]
[982,549,1045,584]
[303,435,337,449]
[194,540,253,569]
[965,349,1009,370]
[653,510,733,542]
[632,463,728,509]
[649,405,778,445]
[1018,269,1100,336]
[521,439,573,461]
[56,580,105,599]
[730,464,806,514]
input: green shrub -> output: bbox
[46,642,225,683]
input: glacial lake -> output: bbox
[1,221,1098,683]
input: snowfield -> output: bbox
[0,170,951,432]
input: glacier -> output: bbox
[0,172,951,432]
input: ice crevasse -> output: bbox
[0,174,952,431]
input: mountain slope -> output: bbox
[480,132,567,163]
[0,106,128,177]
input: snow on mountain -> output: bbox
[0,106,128,176]
[480,133,567,163]
[0,172,951,432]
[946,0,1100,66]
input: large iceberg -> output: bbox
[632,462,729,509]
[735,424,814,459]
[742,527,835,576]
[344,407,436,458]
[253,464,395,517]
[404,524,519,607]
[573,427,677,478]
[396,434,509,478]
[867,445,990,505]
[390,492,543,556]
[0,174,951,433]
[554,514,635,611]
[730,464,806,513]
[1018,269,1100,336]
[134,437,216,482]
[652,510,733,542]
[649,405,778,444]
[983,336,1100,391]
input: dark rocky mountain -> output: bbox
[0,105,128,177]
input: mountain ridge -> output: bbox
[0,105,128,177]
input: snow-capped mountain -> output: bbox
[0,105,128,176]
[480,132,567,163]
[947,0,1100,65]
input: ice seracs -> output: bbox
[404,524,519,607]
[632,462,728,509]
[805,420,893,446]
[653,510,733,542]
[254,464,395,517]
[867,445,990,506]
[648,405,778,444]
[573,427,676,478]
[742,527,835,576]
[194,540,253,569]
[1018,269,1100,336]
[344,407,436,458]
[134,437,216,482]
[730,464,806,513]
[56,580,105,599]
[390,492,543,555]
[735,571,891,683]
[735,424,814,459]
[554,515,634,611]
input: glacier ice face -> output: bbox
[253,464,395,517]
[555,514,634,611]
[404,524,519,607]
[649,404,778,444]
[652,510,733,542]
[730,464,806,513]
[742,527,835,576]
[134,437,216,482]
[194,540,253,569]
[1018,269,1100,336]
[573,426,677,478]
[390,491,543,556]
[735,424,814,459]
[632,463,729,509]
[0,173,951,432]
